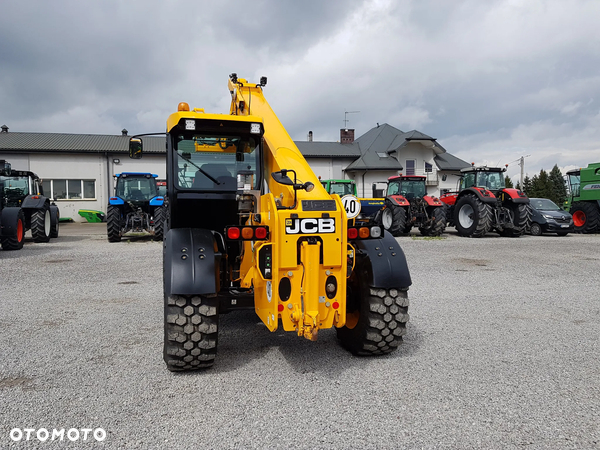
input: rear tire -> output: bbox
[0,209,25,250]
[388,204,408,237]
[31,205,51,243]
[153,206,165,241]
[499,203,530,237]
[571,201,600,233]
[107,206,122,242]
[419,206,446,236]
[337,261,409,356]
[454,194,492,237]
[164,295,219,371]
[49,205,60,238]
[530,222,542,236]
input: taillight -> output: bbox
[227,227,241,239]
[347,226,383,240]
[225,226,269,241]
[255,227,267,239]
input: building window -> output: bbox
[425,162,433,173]
[406,160,415,175]
[42,179,96,200]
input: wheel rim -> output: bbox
[458,204,474,228]
[382,208,393,230]
[531,223,541,235]
[17,219,24,242]
[573,210,586,227]
[44,210,51,236]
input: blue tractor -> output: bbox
[107,172,165,242]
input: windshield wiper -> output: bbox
[175,150,220,185]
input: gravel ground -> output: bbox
[0,223,599,449]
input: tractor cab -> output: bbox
[461,169,505,192]
[114,173,159,206]
[321,179,356,196]
[0,170,44,206]
[387,176,427,200]
[566,169,581,198]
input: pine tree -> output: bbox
[504,176,514,188]
[529,174,539,197]
[522,175,532,195]
[548,164,567,206]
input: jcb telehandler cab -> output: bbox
[130,75,412,370]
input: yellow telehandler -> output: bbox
[130,74,412,370]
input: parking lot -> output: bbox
[1,223,599,449]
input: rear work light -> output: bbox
[225,226,269,241]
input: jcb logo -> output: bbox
[285,218,335,234]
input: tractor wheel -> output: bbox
[337,282,409,355]
[49,206,60,238]
[106,206,122,242]
[499,203,530,237]
[31,205,51,243]
[153,206,165,241]
[571,202,600,233]
[454,194,492,238]
[164,295,219,371]
[530,222,542,236]
[419,206,446,236]
[388,204,408,237]
[0,209,25,250]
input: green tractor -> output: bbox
[566,162,600,233]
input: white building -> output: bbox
[298,124,470,197]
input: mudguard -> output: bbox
[164,228,222,296]
[460,187,497,204]
[109,197,125,206]
[0,207,22,236]
[440,192,458,206]
[21,195,48,209]
[387,195,410,207]
[498,189,529,204]
[423,195,443,206]
[352,231,412,288]
[150,196,165,206]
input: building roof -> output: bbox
[295,141,361,158]
[0,132,165,154]
[345,151,404,171]
[433,152,471,171]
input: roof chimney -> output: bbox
[308,131,313,142]
[1,125,8,133]
[340,128,354,144]
[121,128,128,136]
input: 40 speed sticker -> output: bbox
[341,195,361,219]
[285,218,335,234]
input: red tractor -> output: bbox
[384,175,446,236]
[440,165,530,237]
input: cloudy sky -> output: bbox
[1,0,599,183]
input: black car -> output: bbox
[528,198,574,236]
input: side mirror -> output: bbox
[271,170,295,186]
[442,174,447,181]
[129,138,143,159]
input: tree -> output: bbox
[529,169,552,199]
[548,164,567,206]
[504,176,514,188]
[522,175,532,195]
